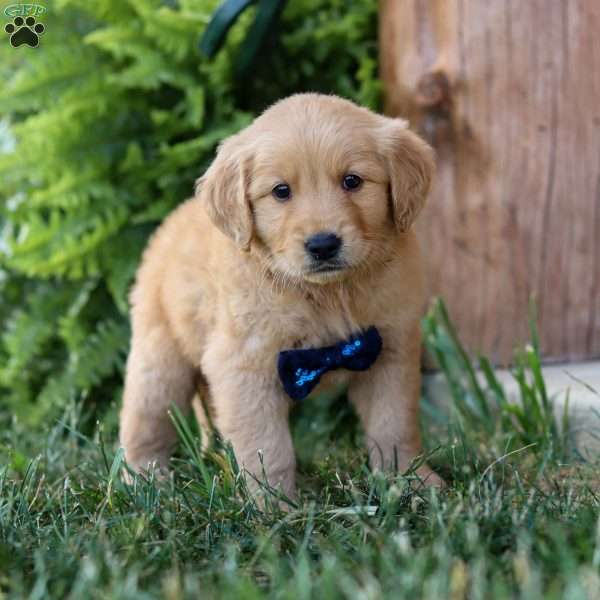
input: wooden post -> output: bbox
[380,0,600,364]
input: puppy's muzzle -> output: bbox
[304,231,342,263]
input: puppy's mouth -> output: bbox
[304,260,348,281]
[310,263,344,273]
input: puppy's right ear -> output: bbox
[195,136,253,251]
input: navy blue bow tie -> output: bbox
[277,326,382,401]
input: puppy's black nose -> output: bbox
[305,231,342,261]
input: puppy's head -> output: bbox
[197,94,434,284]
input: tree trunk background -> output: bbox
[380,0,600,365]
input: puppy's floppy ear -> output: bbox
[378,117,435,232]
[195,135,253,251]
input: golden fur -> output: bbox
[120,93,442,500]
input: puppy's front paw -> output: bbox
[242,471,297,513]
[251,489,297,514]
[412,466,446,489]
[122,457,170,484]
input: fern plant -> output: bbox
[0,0,379,425]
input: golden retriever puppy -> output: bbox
[120,93,442,501]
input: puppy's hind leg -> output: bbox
[120,324,195,475]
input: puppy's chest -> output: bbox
[238,291,377,368]
[256,297,371,348]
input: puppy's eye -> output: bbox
[272,183,292,201]
[342,173,363,191]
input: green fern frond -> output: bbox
[101,230,147,314]
[0,282,75,388]
[55,0,136,22]
[6,205,130,279]
[0,45,100,114]
[34,318,130,423]
[137,5,212,61]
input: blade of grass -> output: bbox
[169,404,213,491]
[434,299,492,424]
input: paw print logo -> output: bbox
[4,16,45,48]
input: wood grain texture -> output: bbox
[380,0,600,364]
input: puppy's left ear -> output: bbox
[379,118,436,232]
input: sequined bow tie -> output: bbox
[277,326,382,401]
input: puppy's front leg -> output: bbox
[349,328,442,486]
[204,362,296,503]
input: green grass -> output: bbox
[1,301,600,599]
